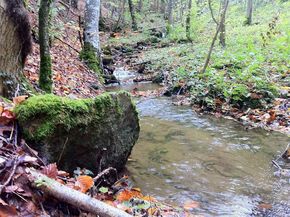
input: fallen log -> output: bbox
[29,168,132,217]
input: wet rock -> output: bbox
[102,55,113,65]
[152,72,164,84]
[15,92,140,173]
[103,74,120,85]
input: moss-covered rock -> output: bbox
[15,92,139,173]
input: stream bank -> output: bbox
[104,67,290,216]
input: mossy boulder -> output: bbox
[14,92,140,173]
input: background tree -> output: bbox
[166,0,174,32]
[219,0,228,47]
[128,0,137,31]
[245,0,253,25]
[186,0,193,41]
[39,0,53,93]
[0,0,32,97]
[80,0,102,78]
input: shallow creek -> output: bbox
[107,69,290,216]
[129,98,290,216]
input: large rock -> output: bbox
[15,92,139,173]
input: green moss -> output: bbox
[14,93,123,142]
[80,42,104,83]
[39,54,52,93]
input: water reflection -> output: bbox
[127,98,290,216]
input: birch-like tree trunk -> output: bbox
[0,0,32,98]
[81,0,102,77]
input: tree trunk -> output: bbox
[81,0,102,78]
[186,0,192,41]
[219,0,228,47]
[128,0,137,31]
[39,0,53,93]
[0,0,32,98]
[245,0,253,25]
[167,0,173,25]
[137,0,142,12]
[202,0,229,73]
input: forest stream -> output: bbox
[107,70,290,217]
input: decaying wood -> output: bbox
[29,169,132,217]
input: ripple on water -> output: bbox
[127,98,290,216]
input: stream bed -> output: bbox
[127,97,290,216]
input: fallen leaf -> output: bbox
[258,203,272,210]
[41,163,58,179]
[13,95,28,105]
[0,110,15,125]
[76,175,94,193]
[0,205,18,217]
[142,195,157,202]
[116,189,143,202]
[183,200,200,210]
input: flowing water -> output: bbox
[106,70,290,216]
[127,98,290,217]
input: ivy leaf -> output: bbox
[99,187,109,194]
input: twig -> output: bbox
[0,159,18,194]
[57,0,80,17]
[272,160,282,170]
[14,84,20,98]
[54,36,80,53]
[93,167,117,182]
[57,137,69,164]
[275,143,290,161]
[23,142,45,166]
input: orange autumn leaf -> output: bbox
[116,189,143,202]
[267,110,276,124]
[13,95,28,105]
[0,105,3,115]
[0,110,16,125]
[183,200,200,211]
[142,195,157,202]
[76,175,94,193]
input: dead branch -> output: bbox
[93,167,117,183]
[57,0,80,17]
[29,169,132,217]
[0,159,18,194]
[54,36,80,53]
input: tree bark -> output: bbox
[219,0,228,47]
[186,0,192,41]
[82,0,102,77]
[39,0,53,93]
[167,0,173,25]
[128,0,137,31]
[245,0,253,25]
[0,0,32,98]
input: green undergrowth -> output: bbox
[14,92,128,142]
[128,1,290,110]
